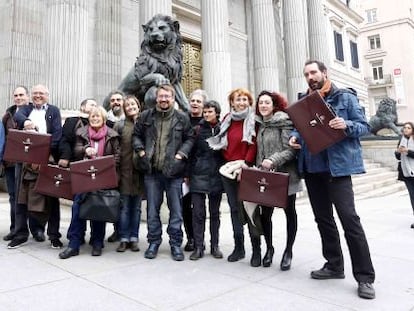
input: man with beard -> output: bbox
[289,60,376,300]
[133,84,194,261]
[107,90,125,123]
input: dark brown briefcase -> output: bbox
[3,129,51,164]
[34,165,73,200]
[70,155,118,194]
[238,167,289,208]
[286,91,346,154]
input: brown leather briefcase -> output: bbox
[286,91,346,154]
[70,155,118,194]
[3,129,51,164]
[34,165,73,200]
[238,167,289,208]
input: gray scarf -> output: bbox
[400,136,414,177]
[207,107,256,150]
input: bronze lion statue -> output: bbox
[111,14,189,111]
[369,97,399,135]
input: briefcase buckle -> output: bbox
[54,174,64,187]
[310,113,326,127]
[23,138,32,152]
[87,166,98,179]
[258,178,269,193]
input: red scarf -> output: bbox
[88,125,108,157]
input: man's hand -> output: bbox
[23,120,36,131]
[288,136,301,149]
[58,159,70,167]
[329,117,347,130]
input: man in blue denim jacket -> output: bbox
[289,60,376,300]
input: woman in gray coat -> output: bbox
[248,90,302,270]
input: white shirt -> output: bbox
[28,105,47,134]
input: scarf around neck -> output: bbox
[88,125,108,157]
[399,136,414,177]
[207,107,256,150]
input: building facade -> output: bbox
[356,0,414,122]
[0,0,366,116]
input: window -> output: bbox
[350,41,359,69]
[368,35,381,50]
[334,31,344,61]
[366,9,377,23]
[372,61,383,80]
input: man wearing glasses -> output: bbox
[133,84,194,261]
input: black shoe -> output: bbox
[7,238,28,249]
[33,231,45,242]
[250,251,261,267]
[358,282,375,299]
[116,242,128,252]
[311,265,345,280]
[107,231,118,243]
[51,239,63,249]
[144,243,159,259]
[59,247,79,259]
[211,246,223,259]
[129,242,140,252]
[184,238,195,252]
[3,232,14,241]
[189,248,204,260]
[227,248,245,262]
[263,247,274,268]
[91,246,102,256]
[411,223,414,229]
[280,249,292,271]
[171,245,185,261]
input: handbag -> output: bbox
[238,167,289,208]
[70,155,118,194]
[79,189,121,223]
[286,91,346,154]
[3,129,52,164]
[34,165,73,200]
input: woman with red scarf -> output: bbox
[59,106,120,259]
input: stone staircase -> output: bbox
[296,158,407,204]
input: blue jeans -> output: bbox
[67,194,106,250]
[144,172,183,247]
[119,194,142,242]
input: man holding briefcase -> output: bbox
[289,60,376,299]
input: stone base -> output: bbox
[361,138,400,169]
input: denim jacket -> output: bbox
[291,84,369,177]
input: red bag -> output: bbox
[34,165,73,200]
[70,155,118,194]
[3,129,51,164]
[238,167,289,208]
[286,91,346,154]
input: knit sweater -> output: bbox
[222,119,257,164]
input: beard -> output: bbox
[308,78,325,90]
[112,105,123,116]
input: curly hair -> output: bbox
[255,90,288,115]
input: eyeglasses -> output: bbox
[14,93,26,97]
[110,98,123,102]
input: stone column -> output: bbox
[283,0,308,103]
[43,0,88,109]
[251,0,279,93]
[201,0,232,114]
[308,0,330,64]
[140,0,172,25]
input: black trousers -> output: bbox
[305,173,375,283]
[191,192,222,248]
[182,193,193,241]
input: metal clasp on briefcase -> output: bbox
[54,174,64,187]
[87,166,98,179]
[258,178,269,193]
[309,113,326,127]
[23,138,32,152]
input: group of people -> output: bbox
[1,60,380,299]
